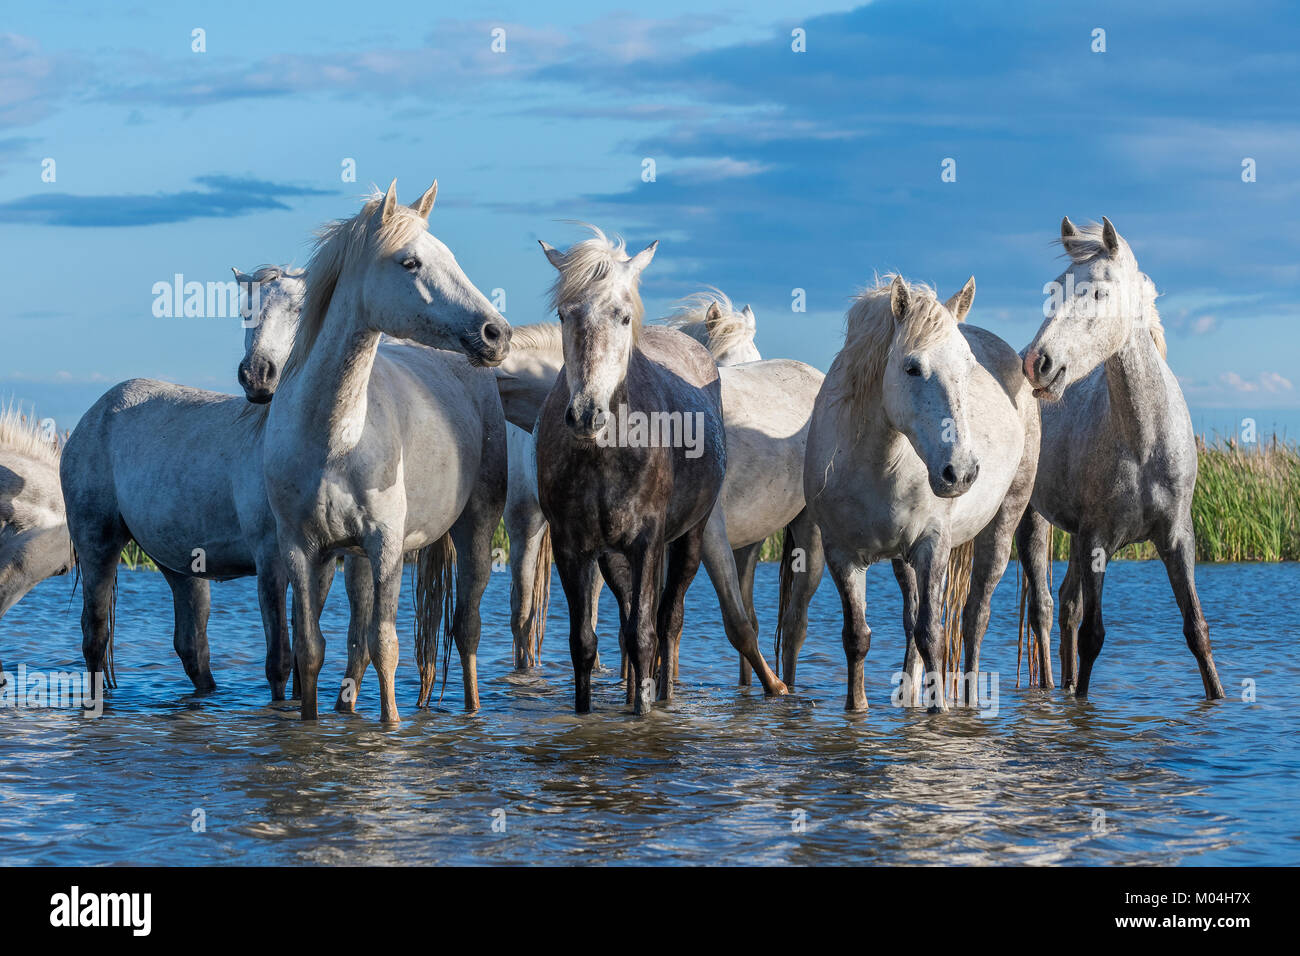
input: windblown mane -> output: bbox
[546,224,645,330]
[831,275,956,429]
[509,321,565,356]
[661,289,753,361]
[0,402,61,466]
[1057,221,1167,359]
[283,192,430,378]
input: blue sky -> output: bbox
[2,0,1298,436]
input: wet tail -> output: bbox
[940,539,974,699]
[528,525,552,665]
[773,526,794,666]
[414,534,456,708]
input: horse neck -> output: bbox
[284,285,380,445]
[1101,323,1170,452]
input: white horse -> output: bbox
[496,293,825,688]
[1019,217,1224,699]
[798,275,1039,711]
[0,406,73,682]
[261,181,511,722]
[62,268,326,698]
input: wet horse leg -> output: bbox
[1072,533,1108,698]
[556,548,601,713]
[656,524,706,701]
[335,555,373,713]
[625,533,665,715]
[699,510,787,697]
[826,548,870,711]
[255,554,292,701]
[908,537,951,713]
[1155,520,1225,700]
[160,567,216,694]
[1015,509,1055,688]
[778,510,823,689]
[1057,548,1085,693]
[599,552,633,702]
[892,558,922,707]
[733,541,761,687]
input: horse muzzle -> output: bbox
[463,318,512,367]
[930,458,980,498]
[564,399,609,440]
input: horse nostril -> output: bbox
[967,462,980,485]
[482,321,503,343]
[565,406,577,428]
[942,465,957,485]
[1036,352,1052,378]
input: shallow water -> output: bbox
[0,560,1295,865]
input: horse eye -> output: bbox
[401,256,421,271]
[905,364,921,377]
[621,315,631,327]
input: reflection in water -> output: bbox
[0,560,1294,864]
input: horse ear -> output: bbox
[1061,216,1078,239]
[231,267,252,285]
[627,240,658,276]
[889,276,910,321]
[410,181,437,220]
[704,301,723,330]
[1101,216,1121,256]
[741,303,756,330]
[380,179,399,223]
[944,276,976,322]
[538,240,566,270]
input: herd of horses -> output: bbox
[0,181,1225,722]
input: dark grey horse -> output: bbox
[534,226,787,714]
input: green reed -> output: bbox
[113,437,1299,570]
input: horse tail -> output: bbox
[414,534,457,708]
[773,526,794,665]
[528,525,552,665]
[940,539,975,698]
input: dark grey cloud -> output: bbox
[0,174,336,227]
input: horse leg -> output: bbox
[1057,550,1084,693]
[956,495,1026,708]
[656,524,706,702]
[287,547,331,720]
[1155,521,1225,700]
[255,555,292,701]
[625,534,665,715]
[826,548,870,711]
[778,511,823,689]
[909,538,951,713]
[362,539,405,724]
[891,558,922,707]
[700,510,787,697]
[335,555,373,713]
[733,541,761,686]
[557,549,600,713]
[159,567,216,694]
[450,494,502,713]
[599,552,633,703]
[586,567,603,671]
[1072,534,1108,698]
[507,510,548,670]
[1015,508,1055,689]
[75,522,129,689]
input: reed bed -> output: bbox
[112,436,1299,570]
